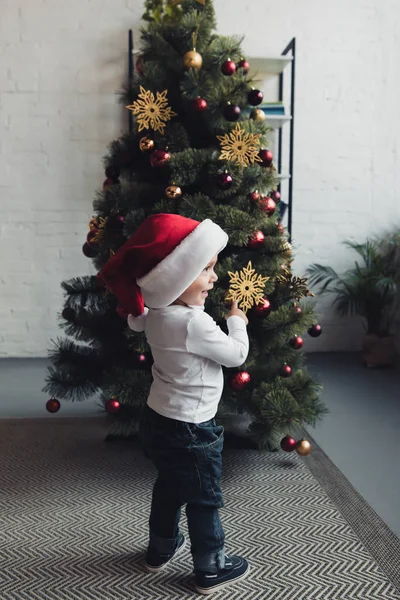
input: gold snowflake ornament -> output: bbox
[217,123,262,167]
[225,261,270,313]
[126,86,177,135]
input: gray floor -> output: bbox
[0,354,399,538]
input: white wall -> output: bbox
[1,0,399,357]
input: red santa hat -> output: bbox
[97,213,228,318]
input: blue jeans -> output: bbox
[139,405,226,572]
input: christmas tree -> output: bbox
[44,0,326,450]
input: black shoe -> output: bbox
[145,533,186,573]
[195,555,250,595]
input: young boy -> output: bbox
[99,213,250,594]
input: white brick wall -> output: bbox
[1,0,400,357]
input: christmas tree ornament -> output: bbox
[216,171,233,189]
[295,439,311,456]
[277,269,315,300]
[253,297,271,317]
[258,148,273,167]
[225,261,269,313]
[248,230,265,249]
[271,190,281,202]
[183,49,203,69]
[89,217,99,231]
[126,86,177,135]
[248,88,264,106]
[308,324,322,337]
[277,223,284,235]
[105,165,120,180]
[224,103,241,121]
[280,435,296,451]
[289,335,304,350]
[62,307,75,321]
[82,242,98,258]
[221,58,237,75]
[217,123,262,167]
[139,136,155,152]
[231,370,251,390]
[46,398,60,413]
[237,58,250,74]
[87,216,107,244]
[293,305,303,316]
[193,97,208,112]
[183,31,203,70]
[250,108,265,122]
[258,196,276,216]
[248,191,260,203]
[103,178,113,190]
[280,364,292,378]
[165,184,182,199]
[150,149,171,168]
[105,397,121,414]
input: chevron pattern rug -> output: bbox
[1,417,399,600]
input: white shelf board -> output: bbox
[265,115,292,129]
[247,56,292,75]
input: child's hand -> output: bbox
[227,300,248,325]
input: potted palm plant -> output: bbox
[307,235,399,367]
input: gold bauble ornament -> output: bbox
[165,185,182,199]
[251,108,266,122]
[139,136,155,152]
[183,50,203,70]
[295,439,311,456]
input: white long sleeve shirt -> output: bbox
[130,305,249,423]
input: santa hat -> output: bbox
[97,213,228,319]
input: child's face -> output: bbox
[178,254,218,306]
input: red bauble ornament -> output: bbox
[231,371,251,391]
[237,58,250,74]
[82,242,98,258]
[289,336,304,350]
[293,306,303,316]
[308,324,322,338]
[280,364,292,378]
[258,149,274,167]
[271,190,281,202]
[46,398,60,413]
[224,103,241,121]
[150,149,171,168]
[258,196,276,216]
[105,398,120,414]
[277,223,285,235]
[193,97,208,112]
[136,56,144,76]
[253,298,271,317]
[280,435,296,452]
[217,172,233,190]
[248,89,264,106]
[221,59,237,76]
[103,178,113,190]
[105,165,120,180]
[248,191,260,203]
[248,230,265,249]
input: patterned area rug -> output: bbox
[1,417,399,600]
